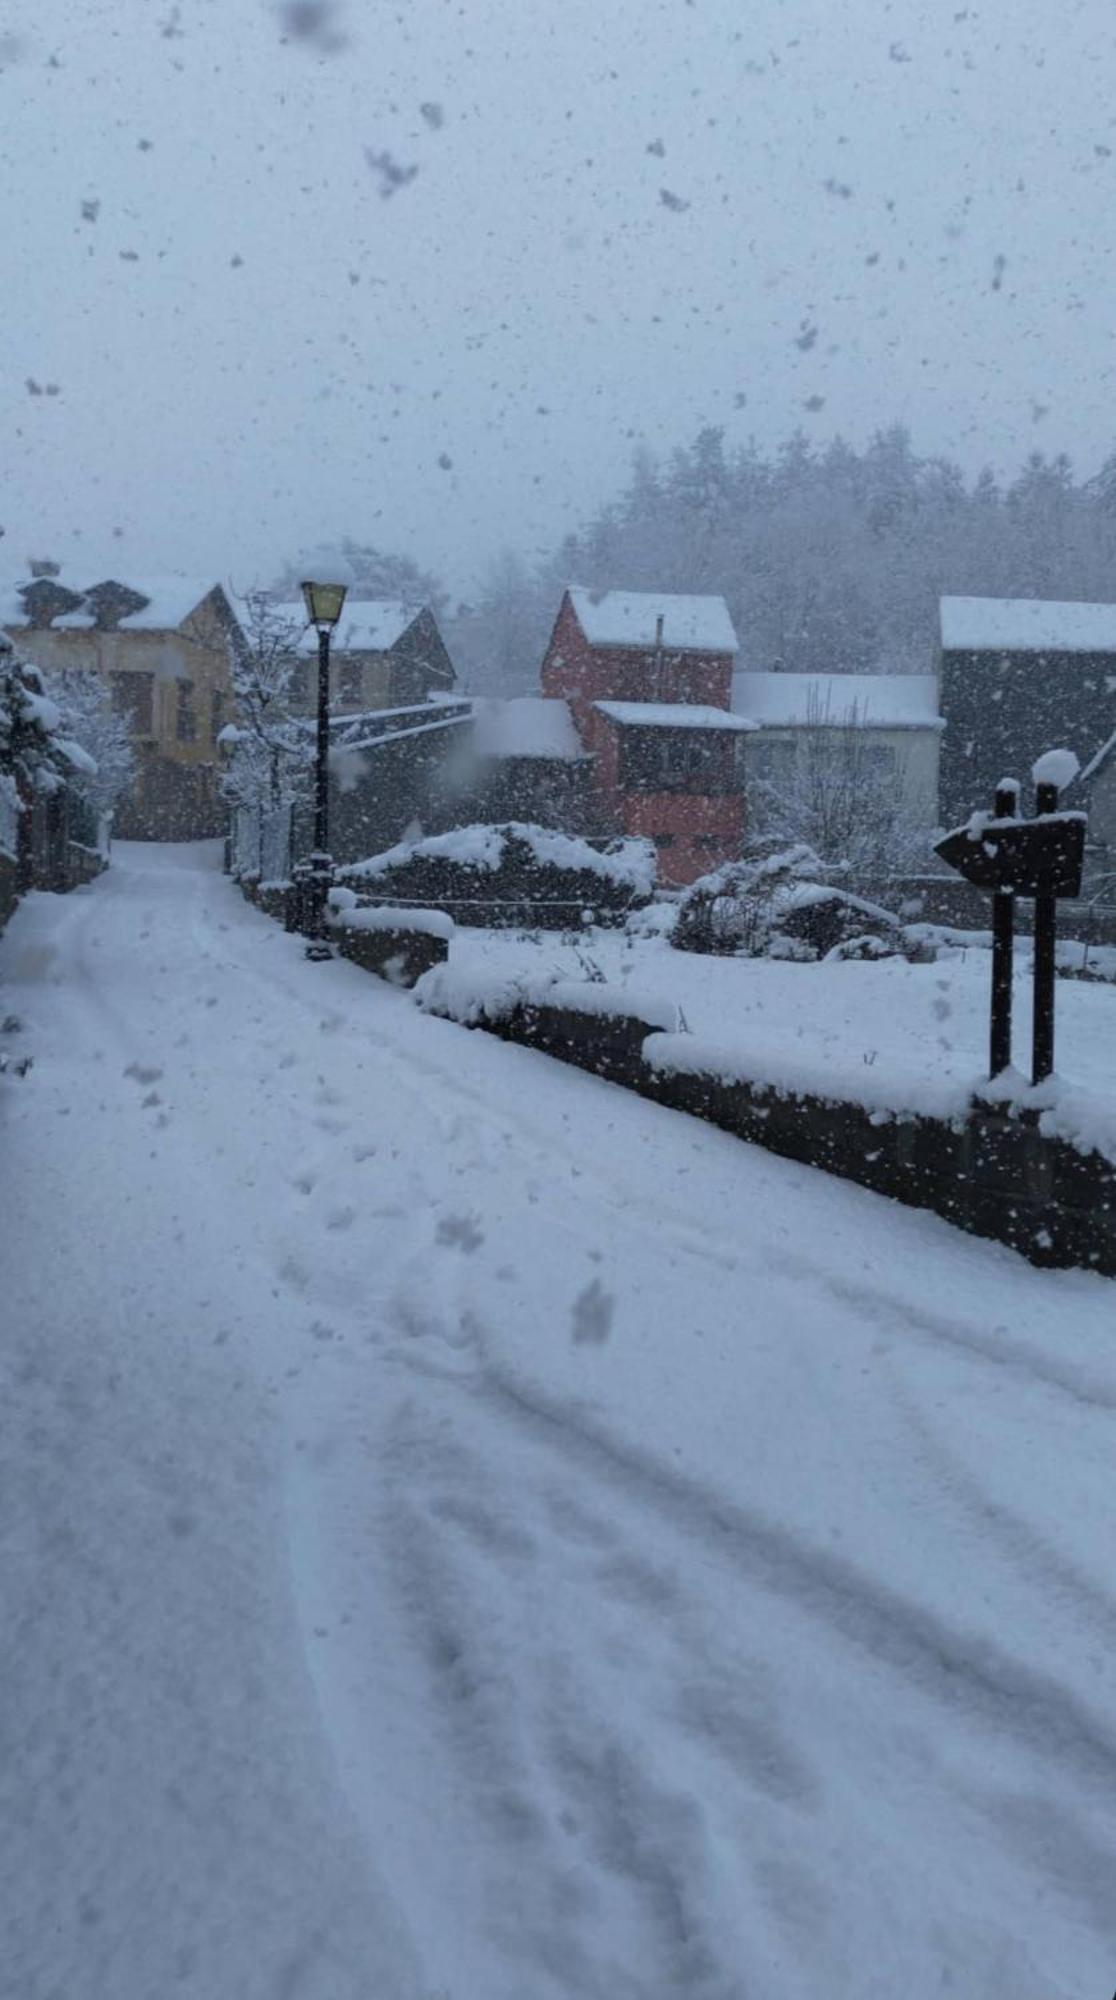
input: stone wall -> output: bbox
[418,979,1116,1275]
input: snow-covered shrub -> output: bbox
[339,822,655,929]
[0,636,95,799]
[41,667,135,830]
[672,846,924,961]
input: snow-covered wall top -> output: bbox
[595,701,757,732]
[268,599,420,655]
[567,586,738,656]
[939,595,1116,655]
[415,961,680,1033]
[732,671,943,730]
[2,576,220,631]
[471,696,587,760]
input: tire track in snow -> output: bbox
[463,1357,1116,1797]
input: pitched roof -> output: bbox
[471,696,587,760]
[939,595,1116,654]
[2,574,222,631]
[269,598,422,655]
[732,671,943,730]
[595,700,756,732]
[567,585,738,655]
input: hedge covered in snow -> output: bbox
[338,822,656,929]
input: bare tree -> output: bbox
[219,592,310,812]
[751,689,930,882]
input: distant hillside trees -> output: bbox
[449,424,1116,693]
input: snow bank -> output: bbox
[645,1031,1116,1165]
[415,962,678,1032]
[644,1031,975,1124]
[979,1068,1116,1164]
[328,901,455,942]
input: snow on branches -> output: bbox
[220,591,312,812]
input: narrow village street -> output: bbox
[3,844,1116,1999]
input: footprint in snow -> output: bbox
[571,1277,614,1346]
[435,1213,485,1253]
[124,1061,163,1085]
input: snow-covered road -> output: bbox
[3,843,1115,2000]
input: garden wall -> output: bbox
[416,970,1116,1275]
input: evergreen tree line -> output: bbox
[447,425,1116,695]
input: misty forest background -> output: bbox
[282,425,1116,697]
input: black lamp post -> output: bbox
[299,578,348,957]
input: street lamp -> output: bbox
[299,578,348,957]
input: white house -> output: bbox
[732,671,943,827]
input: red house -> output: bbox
[540,585,754,883]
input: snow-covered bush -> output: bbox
[41,667,135,829]
[672,846,927,961]
[339,821,655,929]
[0,635,95,799]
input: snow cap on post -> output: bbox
[1031,748,1080,793]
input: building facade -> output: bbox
[938,596,1116,825]
[274,600,456,715]
[539,586,750,883]
[732,670,943,831]
[2,574,240,839]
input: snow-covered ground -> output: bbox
[3,843,1116,2000]
[448,919,1116,1108]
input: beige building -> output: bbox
[272,599,456,715]
[2,574,240,838]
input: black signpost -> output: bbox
[934,757,1086,1086]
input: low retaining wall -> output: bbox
[329,905,452,988]
[235,872,453,989]
[416,971,1116,1275]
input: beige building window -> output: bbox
[176,679,197,742]
[210,687,226,743]
[110,670,154,735]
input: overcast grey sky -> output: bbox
[3,0,1114,596]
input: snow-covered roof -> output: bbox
[2,575,222,631]
[471,696,586,760]
[567,585,738,655]
[595,700,757,732]
[732,671,943,731]
[270,598,421,655]
[939,595,1116,654]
